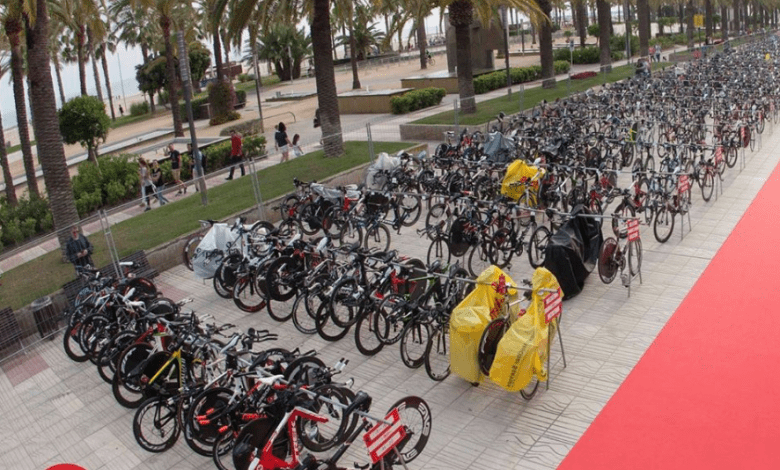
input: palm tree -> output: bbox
[24,0,80,255]
[596,0,611,68]
[2,1,40,197]
[536,0,554,81]
[436,0,544,114]
[0,50,16,205]
[198,0,229,81]
[50,0,101,96]
[111,3,158,111]
[637,0,650,56]
[231,0,344,157]
[49,20,68,105]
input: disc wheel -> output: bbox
[528,226,551,268]
[598,237,620,284]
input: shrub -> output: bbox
[208,80,237,125]
[130,101,150,116]
[555,46,601,64]
[235,90,247,108]
[553,60,571,74]
[179,96,210,121]
[209,111,241,126]
[390,87,446,114]
[244,135,267,158]
[220,119,265,136]
[237,73,251,82]
[610,34,639,56]
[472,63,554,94]
[71,153,141,217]
[202,141,233,170]
[0,194,53,246]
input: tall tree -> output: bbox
[0,51,16,205]
[50,0,101,96]
[596,0,611,67]
[637,0,650,57]
[2,1,40,197]
[25,0,80,255]
[537,0,554,80]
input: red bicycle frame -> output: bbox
[246,406,329,470]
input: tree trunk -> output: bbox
[576,0,588,47]
[597,0,612,66]
[686,0,695,48]
[0,110,16,205]
[734,0,741,33]
[349,14,361,89]
[312,0,343,157]
[538,0,555,80]
[25,0,79,257]
[638,0,650,56]
[87,27,103,102]
[417,21,428,69]
[721,6,729,40]
[77,25,88,96]
[221,29,231,78]
[100,46,116,120]
[5,19,39,197]
[450,0,476,114]
[705,0,713,39]
[252,46,265,133]
[213,28,224,81]
[52,53,66,105]
[160,16,184,137]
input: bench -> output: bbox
[0,307,22,356]
[61,250,158,305]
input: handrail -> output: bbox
[261,111,296,123]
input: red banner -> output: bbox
[544,288,563,323]
[714,146,723,165]
[678,174,690,193]
[364,409,406,464]
[627,219,640,242]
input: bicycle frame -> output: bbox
[246,406,329,470]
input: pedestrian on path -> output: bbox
[139,158,166,211]
[275,122,292,163]
[291,134,303,158]
[150,160,170,205]
[66,225,93,272]
[226,130,245,179]
[167,144,186,195]
[655,45,661,63]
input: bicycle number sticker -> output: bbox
[364,408,406,464]
[544,288,563,323]
[627,219,640,242]
[678,174,690,193]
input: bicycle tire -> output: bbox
[488,228,514,268]
[628,238,642,278]
[296,384,351,452]
[97,330,136,384]
[297,202,324,235]
[611,202,636,239]
[183,234,204,271]
[478,317,509,376]
[424,203,448,239]
[284,355,327,387]
[398,194,422,227]
[133,396,180,452]
[184,387,235,456]
[354,308,384,356]
[212,428,238,470]
[337,219,363,247]
[598,237,620,284]
[701,170,714,202]
[213,253,243,299]
[279,194,300,220]
[467,242,492,278]
[329,277,362,328]
[314,303,351,342]
[385,396,432,465]
[373,295,407,346]
[291,293,317,335]
[112,343,153,409]
[424,326,451,381]
[528,226,551,268]
[363,223,391,252]
[653,206,675,243]
[399,321,431,369]
[426,235,451,265]
[63,318,89,362]
[726,144,738,168]
[232,273,268,313]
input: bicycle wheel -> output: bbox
[183,234,204,271]
[212,429,239,470]
[653,206,675,243]
[644,155,655,174]
[385,396,432,465]
[354,308,384,356]
[398,194,422,227]
[97,330,136,384]
[478,317,509,376]
[528,226,551,268]
[426,235,451,265]
[185,387,236,456]
[283,356,326,387]
[611,202,636,239]
[290,293,317,335]
[279,194,300,220]
[297,384,351,452]
[488,228,514,268]
[297,202,324,235]
[63,314,89,363]
[337,219,363,247]
[213,253,242,299]
[373,295,407,346]
[112,343,152,408]
[726,144,738,168]
[628,238,642,277]
[424,203,448,239]
[265,256,300,302]
[598,237,620,284]
[364,223,391,252]
[400,321,431,369]
[133,396,180,452]
[321,206,345,239]
[232,273,268,313]
[329,277,362,328]
[701,170,714,202]
[750,131,757,152]
[424,326,451,381]
[314,303,351,342]
[467,242,492,278]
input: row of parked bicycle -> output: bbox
[60,264,432,470]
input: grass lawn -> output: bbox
[412,63,657,126]
[1,140,412,310]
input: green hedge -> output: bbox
[72,154,141,217]
[235,90,247,108]
[390,87,446,114]
[220,119,264,137]
[473,62,571,94]
[554,46,601,64]
[201,135,267,169]
[130,101,149,116]
[0,194,53,248]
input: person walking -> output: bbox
[150,160,170,205]
[118,104,124,116]
[188,143,205,192]
[66,225,93,272]
[226,130,245,180]
[167,144,186,194]
[655,44,661,63]
[275,122,292,163]
[139,158,166,211]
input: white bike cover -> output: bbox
[192,223,236,279]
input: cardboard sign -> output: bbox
[678,174,690,193]
[364,408,406,464]
[714,146,723,165]
[627,219,640,242]
[544,288,563,323]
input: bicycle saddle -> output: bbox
[345,391,372,417]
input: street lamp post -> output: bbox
[502,6,511,94]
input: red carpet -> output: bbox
[558,162,780,469]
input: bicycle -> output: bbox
[598,217,642,285]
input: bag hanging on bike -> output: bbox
[449,305,492,383]
[501,160,543,201]
[191,223,233,279]
[488,268,562,392]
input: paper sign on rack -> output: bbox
[363,408,406,464]
[627,219,640,242]
[544,288,563,323]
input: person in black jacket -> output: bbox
[65,226,94,272]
